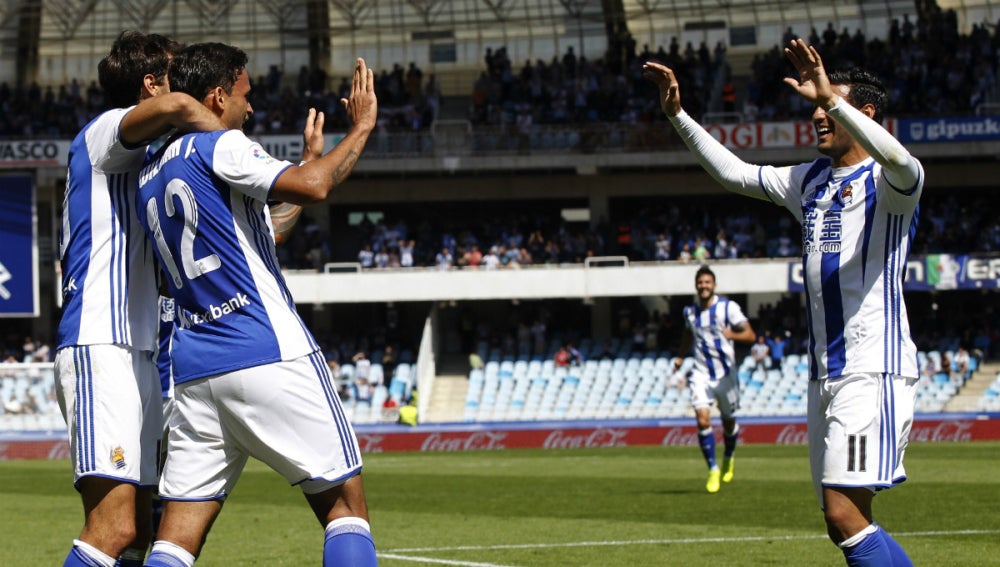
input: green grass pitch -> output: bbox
[3,442,999,566]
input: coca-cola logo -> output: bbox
[776,424,809,445]
[47,441,71,459]
[543,428,628,449]
[357,435,385,454]
[420,431,507,452]
[660,427,701,446]
[909,420,974,443]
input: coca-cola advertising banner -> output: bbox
[1,415,996,459]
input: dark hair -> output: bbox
[695,264,715,282]
[168,42,248,101]
[98,31,180,108]
[827,68,887,123]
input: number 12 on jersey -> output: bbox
[145,178,221,289]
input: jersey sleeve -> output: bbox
[726,300,749,328]
[827,97,924,211]
[210,130,294,202]
[757,162,817,223]
[85,107,144,173]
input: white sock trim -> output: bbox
[699,427,714,436]
[150,540,196,567]
[325,516,372,536]
[72,540,117,567]
[839,523,878,548]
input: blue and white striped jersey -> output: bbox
[57,108,159,352]
[759,156,922,380]
[682,296,748,381]
[137,129,318,384]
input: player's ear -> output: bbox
[141,73,162,99]
[206,86,226,111]
[860,103,876,119]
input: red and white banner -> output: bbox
[703,119,897,150]
[1,414,995,459]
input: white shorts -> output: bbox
[808,373,918,506]
[54,344,163,487]
[160,352,362,500]
[689,371,740,418]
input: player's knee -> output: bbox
[822,506,857,543]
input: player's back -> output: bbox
[57,108,158,352]
[137,130,316,384]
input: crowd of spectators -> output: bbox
[2,2,998,139]
[277,188,1000,272]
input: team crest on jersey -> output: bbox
[251,147,275,164]
[839,179,862,206]
[110,446,127,470]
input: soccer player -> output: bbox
[673,265,755,493]
[137,43,378,567]
[645,39,921,566]
[54,31,224,567]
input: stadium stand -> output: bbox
[2,1,999,436]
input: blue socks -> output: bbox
[841,524,912,567]
[64,541,116,567]
[144,541,194,567]
[723,426,739,459]
[878,527,913,567]
[324,517,377,567]
[698,428,717,469]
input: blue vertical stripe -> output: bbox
[697,305,717,380]
[802,257,818,380]
[74,347,96,473]
[308,352,359,467]
[883,215,902,375]
[820,198,846,377]
[860,170,878,282]
[887,374,897,481]
[111,175,129,343]
[108,175,122,343]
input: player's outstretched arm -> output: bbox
[783,38,920,192]
[271,58,378,205]
[120,92,226,147]
[643,62,765,200]
[271,108,327,244]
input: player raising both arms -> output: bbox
[645,39,922,567]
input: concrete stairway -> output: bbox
[943,361,1000,412]
[424,373,469,423]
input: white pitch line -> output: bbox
[378,552,517,567]
[385,529,1000,554]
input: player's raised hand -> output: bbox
[300,107,326,162]
[342,57,378,132]
[642,61,683,117]
[782,39,836,109]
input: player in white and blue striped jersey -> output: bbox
[646,39,921,567]
[674,265,756,493]
[137,43,377,567]
[53,31,224,567]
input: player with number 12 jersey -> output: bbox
[138,132,317,384]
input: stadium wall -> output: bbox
[3,414,998,459]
